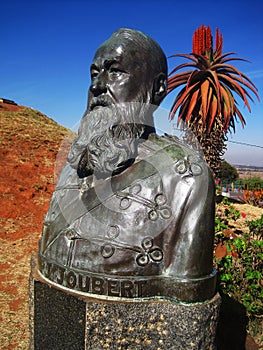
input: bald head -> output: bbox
[88,28,168,108]
[106,28,168,83]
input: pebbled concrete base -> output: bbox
[29,255,221,350]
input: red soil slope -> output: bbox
[0,103,74,349]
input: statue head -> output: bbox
[68,28,168,179]
[88,28,168,109]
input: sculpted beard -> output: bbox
[67,101,153,179]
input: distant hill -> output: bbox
[234,164,263,179]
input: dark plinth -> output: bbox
[30,280,86,349]
[29,255,221,350]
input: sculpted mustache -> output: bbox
[89,95,114,110]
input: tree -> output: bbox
[167,25,260,177]
[218,161,239,183]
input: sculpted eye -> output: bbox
[90,69,99,79]
[109,68,121,75]
[109,67,126,78]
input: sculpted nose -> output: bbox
[89,75,107,96]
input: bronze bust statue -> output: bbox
[38,28,216,302]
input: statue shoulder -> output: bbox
[147,133,202,162]
[146,133,213,182]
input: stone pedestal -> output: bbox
[29,255,221,350]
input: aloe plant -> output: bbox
[167,25,260,176]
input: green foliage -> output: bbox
[242,176,263,190]
[215,216,227,232]
[247,215,263,237]
[215,199,263,316]
[218,160,239,183]
[223,199,241,221]
[218,197,241,221]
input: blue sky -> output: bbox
[1,0,263,166]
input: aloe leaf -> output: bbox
[208,96,218,131]
[169,64,197,76]
[185,89,200,123]
[201,80,210,121]
[169,53,198,63]
[218,74,251,111]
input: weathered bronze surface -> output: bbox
[38,28,216,302]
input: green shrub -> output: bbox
[214,199,263,317]
[242,176,263,190]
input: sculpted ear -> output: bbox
[152,73,167,105]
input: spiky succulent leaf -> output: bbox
[168,47,260,133]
